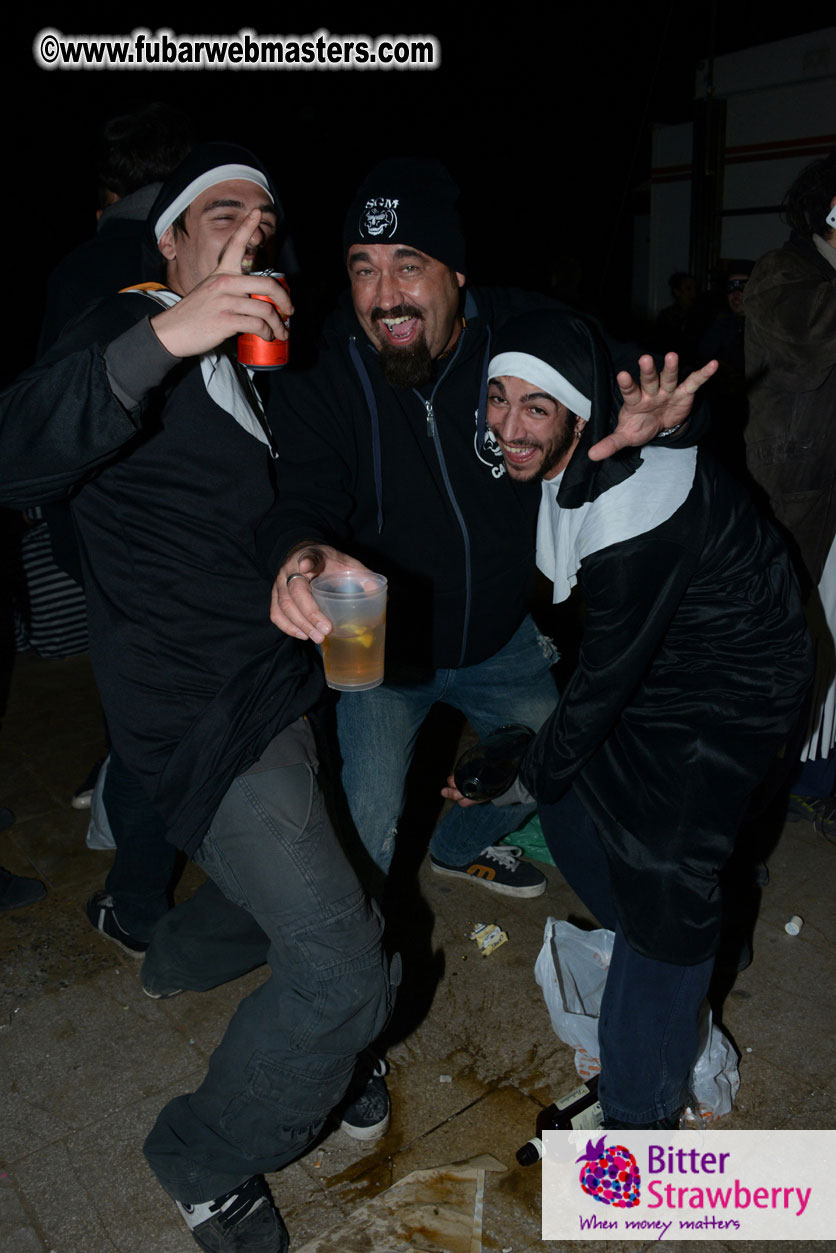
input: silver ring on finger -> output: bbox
[286,572,308,589]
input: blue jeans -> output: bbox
[142,720,393,1203]
[337,614,559,875]
[540,789,714,1124]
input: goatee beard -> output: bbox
[378,338,435,388]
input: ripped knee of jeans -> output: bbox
[534,627,559,664]
[380,819,398,861]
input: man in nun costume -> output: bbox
[0,143,391,1252]
[446,308,812,1128]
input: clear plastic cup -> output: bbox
[310,571,387,691]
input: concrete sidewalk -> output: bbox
[1,652,834,1253]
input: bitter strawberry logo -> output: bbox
[576,1135,641,1208]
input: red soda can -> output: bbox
[238,271,290,370]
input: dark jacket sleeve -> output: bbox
[258,360,360,572]
[520,534,692,803]
[0,297,177,508]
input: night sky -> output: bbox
[6,5,828,373]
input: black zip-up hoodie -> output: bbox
[269,287,556,673]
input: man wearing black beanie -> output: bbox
[269,157,707,921]
[0,143,391,1253]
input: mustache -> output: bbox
[491,431,543,450]
[371,304,423,322]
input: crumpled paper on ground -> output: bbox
[294,1154,506,1253]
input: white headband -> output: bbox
[488,351,591,419]
[154,164,272,241]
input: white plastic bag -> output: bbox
[535,917,739,1121]
[85,755,116,850]
[691,999,741,1122]
[535,919,612,1080]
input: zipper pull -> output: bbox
[425,400,435,437]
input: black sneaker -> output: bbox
[176,1175,288,1252]
[0,867,46,913]
[142,976,183,1000]
[71,758,105,810]
[430,844,547,897]
[86,891,148,957]
[339,1055,391,1141]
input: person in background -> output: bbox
[697,261,753,481]
[745,148,836,841]
[655,271,701,363]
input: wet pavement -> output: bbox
[1,651,835,1253]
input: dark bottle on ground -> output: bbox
[453,723,535,801]
[516,1074,603,1166]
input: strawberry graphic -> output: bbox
[576,1135,641,1208]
